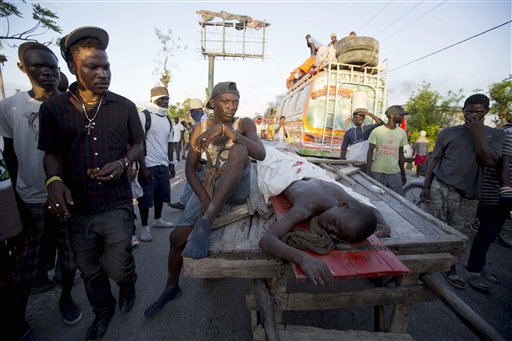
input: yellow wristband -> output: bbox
[45,176,63,188]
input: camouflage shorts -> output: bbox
[429,177,478,236]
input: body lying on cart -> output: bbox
[183,159,503,341]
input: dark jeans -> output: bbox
[170,142,181,162]
[467,202,509,272]
[68,203,135,316]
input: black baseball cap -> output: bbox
[60,26,109,61]
[385,105,409,116]
[206,81,240,109]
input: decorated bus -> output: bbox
[277,36,388,158]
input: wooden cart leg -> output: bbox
[373,277,386,332]
[266,269,291,324]
[389,274,418,333]
[254,279,280,341]
[249,283,258,330]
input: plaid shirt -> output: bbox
[38,83,145,214]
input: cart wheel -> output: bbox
[403,183,428,211]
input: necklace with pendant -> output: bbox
[77,92,103,135]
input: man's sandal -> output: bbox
[466,273,490,293]
[442,272,466,290]
[481,270,501,284]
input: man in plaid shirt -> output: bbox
[38,26,144,340]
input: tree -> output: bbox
[0,1,61,47]
[168,99,191,122]
[488,75,512,127]
[154,28,187,88]
[405,83,464,146]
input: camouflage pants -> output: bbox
[429,177,478,236]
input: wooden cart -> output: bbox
[183,163,501,340]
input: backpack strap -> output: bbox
[166,116,173,134]
[142,110,151,135]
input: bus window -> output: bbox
[306,94,351,131]
[294,83,311,120]
[283,93,298,119]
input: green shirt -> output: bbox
[368,125,408,174]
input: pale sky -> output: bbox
[1,1,511,117]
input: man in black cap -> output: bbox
[38,26,145,340]
[366,105,409,195]
[144,81,266,317]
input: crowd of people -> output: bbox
[340,97,509,294]
[0,24,509,341]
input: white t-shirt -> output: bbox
[255,122,263,138]
[275,126,286,142]
[172,122,184,143]
[139,112,173,167]
[0,91,47,203]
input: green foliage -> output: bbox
[405,83,464,146]
[0,1,61,47]
[32,4,61,34]
[489,75,512,127]
[0,2,22,17]
[168,99,192,122]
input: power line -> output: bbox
[381,0,446,42]
[389,20,512,72]
[357,0,394,33]
[374,1,425,37]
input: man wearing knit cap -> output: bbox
[366,105,409,195]
[144,81,266,317]
[137,86,175,242]
[38,26,145,340]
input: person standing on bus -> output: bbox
[340,108,384,172]
[305,34,323,56]
[327,33,338,48]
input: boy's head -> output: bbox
[317,201,376,243]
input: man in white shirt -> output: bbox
[138,87,175,242]
[254,115,264,139]
[0,42,82,328]
[305,34,323,56]
[171,117,185,162]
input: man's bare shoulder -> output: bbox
[285,179,342,205]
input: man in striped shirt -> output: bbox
[420,94,505,290]
[466,123,512,293]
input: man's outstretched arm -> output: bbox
[259,206,334,286]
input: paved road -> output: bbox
[26,162,512,340]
